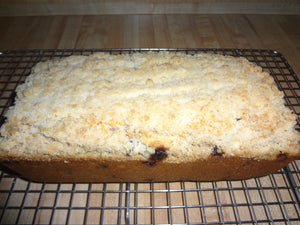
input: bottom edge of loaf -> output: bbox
[0,156,298,183]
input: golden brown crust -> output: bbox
[1,155,298,182]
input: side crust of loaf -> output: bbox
[0,51,299,182]
[1,155,298,182]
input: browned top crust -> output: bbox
[0,52,299,162]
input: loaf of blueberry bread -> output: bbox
[0,51,299,182]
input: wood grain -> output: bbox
[1,0,300,16]
[0,15,299,76]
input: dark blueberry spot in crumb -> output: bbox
[236,117,242,121]
[242,159,253,166]
[150,147,168,161]
[277,152,288,161]
[212,145,224,156]
[96,163,109,169]
[143,146,168,167]
[143,161,157,167]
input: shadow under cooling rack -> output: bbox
[0,48,300,224]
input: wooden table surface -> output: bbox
[0,14,299,76]
[0,14,300,225]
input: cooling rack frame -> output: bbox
[0,48,299,225]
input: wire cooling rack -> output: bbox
[0,48,299,225]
